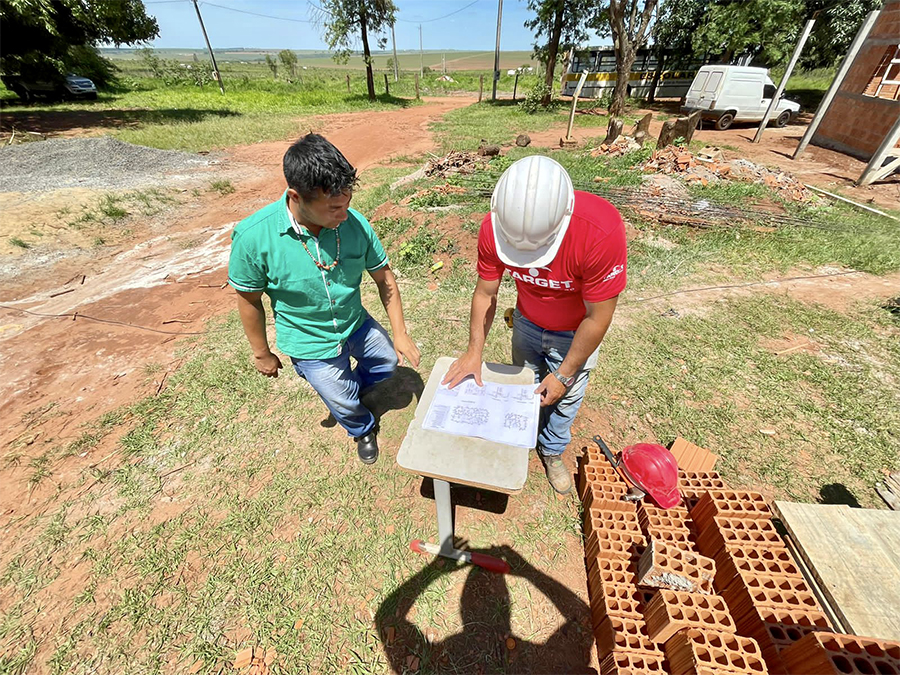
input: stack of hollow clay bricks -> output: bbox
[577,438,900,675]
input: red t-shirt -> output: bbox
[477,190,627,331]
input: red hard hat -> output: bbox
[620,443,681,509]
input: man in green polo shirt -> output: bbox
[228,133,420,464]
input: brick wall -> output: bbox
[812,0,900,160]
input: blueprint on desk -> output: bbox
[422,379,540,448]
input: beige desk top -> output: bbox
[396,357,534,494]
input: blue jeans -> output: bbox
[511,309,598,457]
[291,315,398,438]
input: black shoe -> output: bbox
[354,432,379,464]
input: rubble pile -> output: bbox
[590,136,643,158]
[641,147,816,203]
[423,151,490,178]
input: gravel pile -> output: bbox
[0,136,210,193]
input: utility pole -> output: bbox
[191,0,225,94]
[419,24,424,78]
[391,21,399,82]
[491,0,503,101]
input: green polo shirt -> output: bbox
[228,194,388,360]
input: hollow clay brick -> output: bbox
[640,503,691,524]
[650,527,697,548]
[590,558,639,588]
[595,615,662,660]
[696,517,783,557]
[588,580,646,626]
[678,470,728,491]
[779,631,900,675]
[721,572,813,611]
[586,529,647,562]
[714,545,802,590]
[599,651,668,675]
[644,590,736,643]
[583,481,633,513]
[665,628,767,675]
[723,581,822,621]
[584,509,642,537]
[691,490,771,532]
[637,538,715,595]
[736,605,831,671]
[642,513,693,535]
[579,462,627,496]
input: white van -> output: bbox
[682,65,800,130]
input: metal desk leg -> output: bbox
[434,478,455,556]
[410,479,510,574]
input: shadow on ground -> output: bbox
[376,545,595,674]
[0,107,240,134]
[321,366,425,429]
[819,483,862,508]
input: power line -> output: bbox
[396,0,482,24]
[201,1,316,24]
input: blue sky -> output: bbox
[143,0,609,52]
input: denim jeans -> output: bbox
[291,315,398,438]
[511,309,599,457]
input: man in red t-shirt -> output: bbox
[443,155,626,494]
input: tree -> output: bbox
[802,0,882,69]
[265,54,278,79]
[602,0,658,116]
[525,0,598,106]
[693,0,804,66]
[279,49,298,80]
[0,0,158,86]
[647,0,708,102]
[318,0,396,102]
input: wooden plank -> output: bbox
[774,501,900,640]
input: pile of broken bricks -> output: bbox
[639,147,816,203]
[577,437,900,675]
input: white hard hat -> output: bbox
[490,155,575,268]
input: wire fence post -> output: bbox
[478,74,484,103]
[346,73,351,94]
[415,73,420,99]
[384,73,390,96]
[513,72,519,101]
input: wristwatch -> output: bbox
[552,370,576,388]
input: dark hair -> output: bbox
[283,133,358,200]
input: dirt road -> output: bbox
[0,97,474,492]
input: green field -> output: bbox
[101,48,538,73]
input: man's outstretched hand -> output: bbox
[442,351,483,388]
[394,333,421,368]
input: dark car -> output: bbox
[2,73,98,102]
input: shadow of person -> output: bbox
[375,546,595,674]
[320,365,425,428]
[819,483,862,508]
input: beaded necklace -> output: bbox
[298,229,340,271]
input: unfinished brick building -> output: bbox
[811,0,900,160]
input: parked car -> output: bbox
[682,65,800,130]
[1,73,98,102]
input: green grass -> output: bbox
[8,237,30,249]
[588,293,900,504]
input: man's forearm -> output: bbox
[557,299,619,377]
[376,272,409,338]
[237,296,272,357]
[466,290,497,356]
